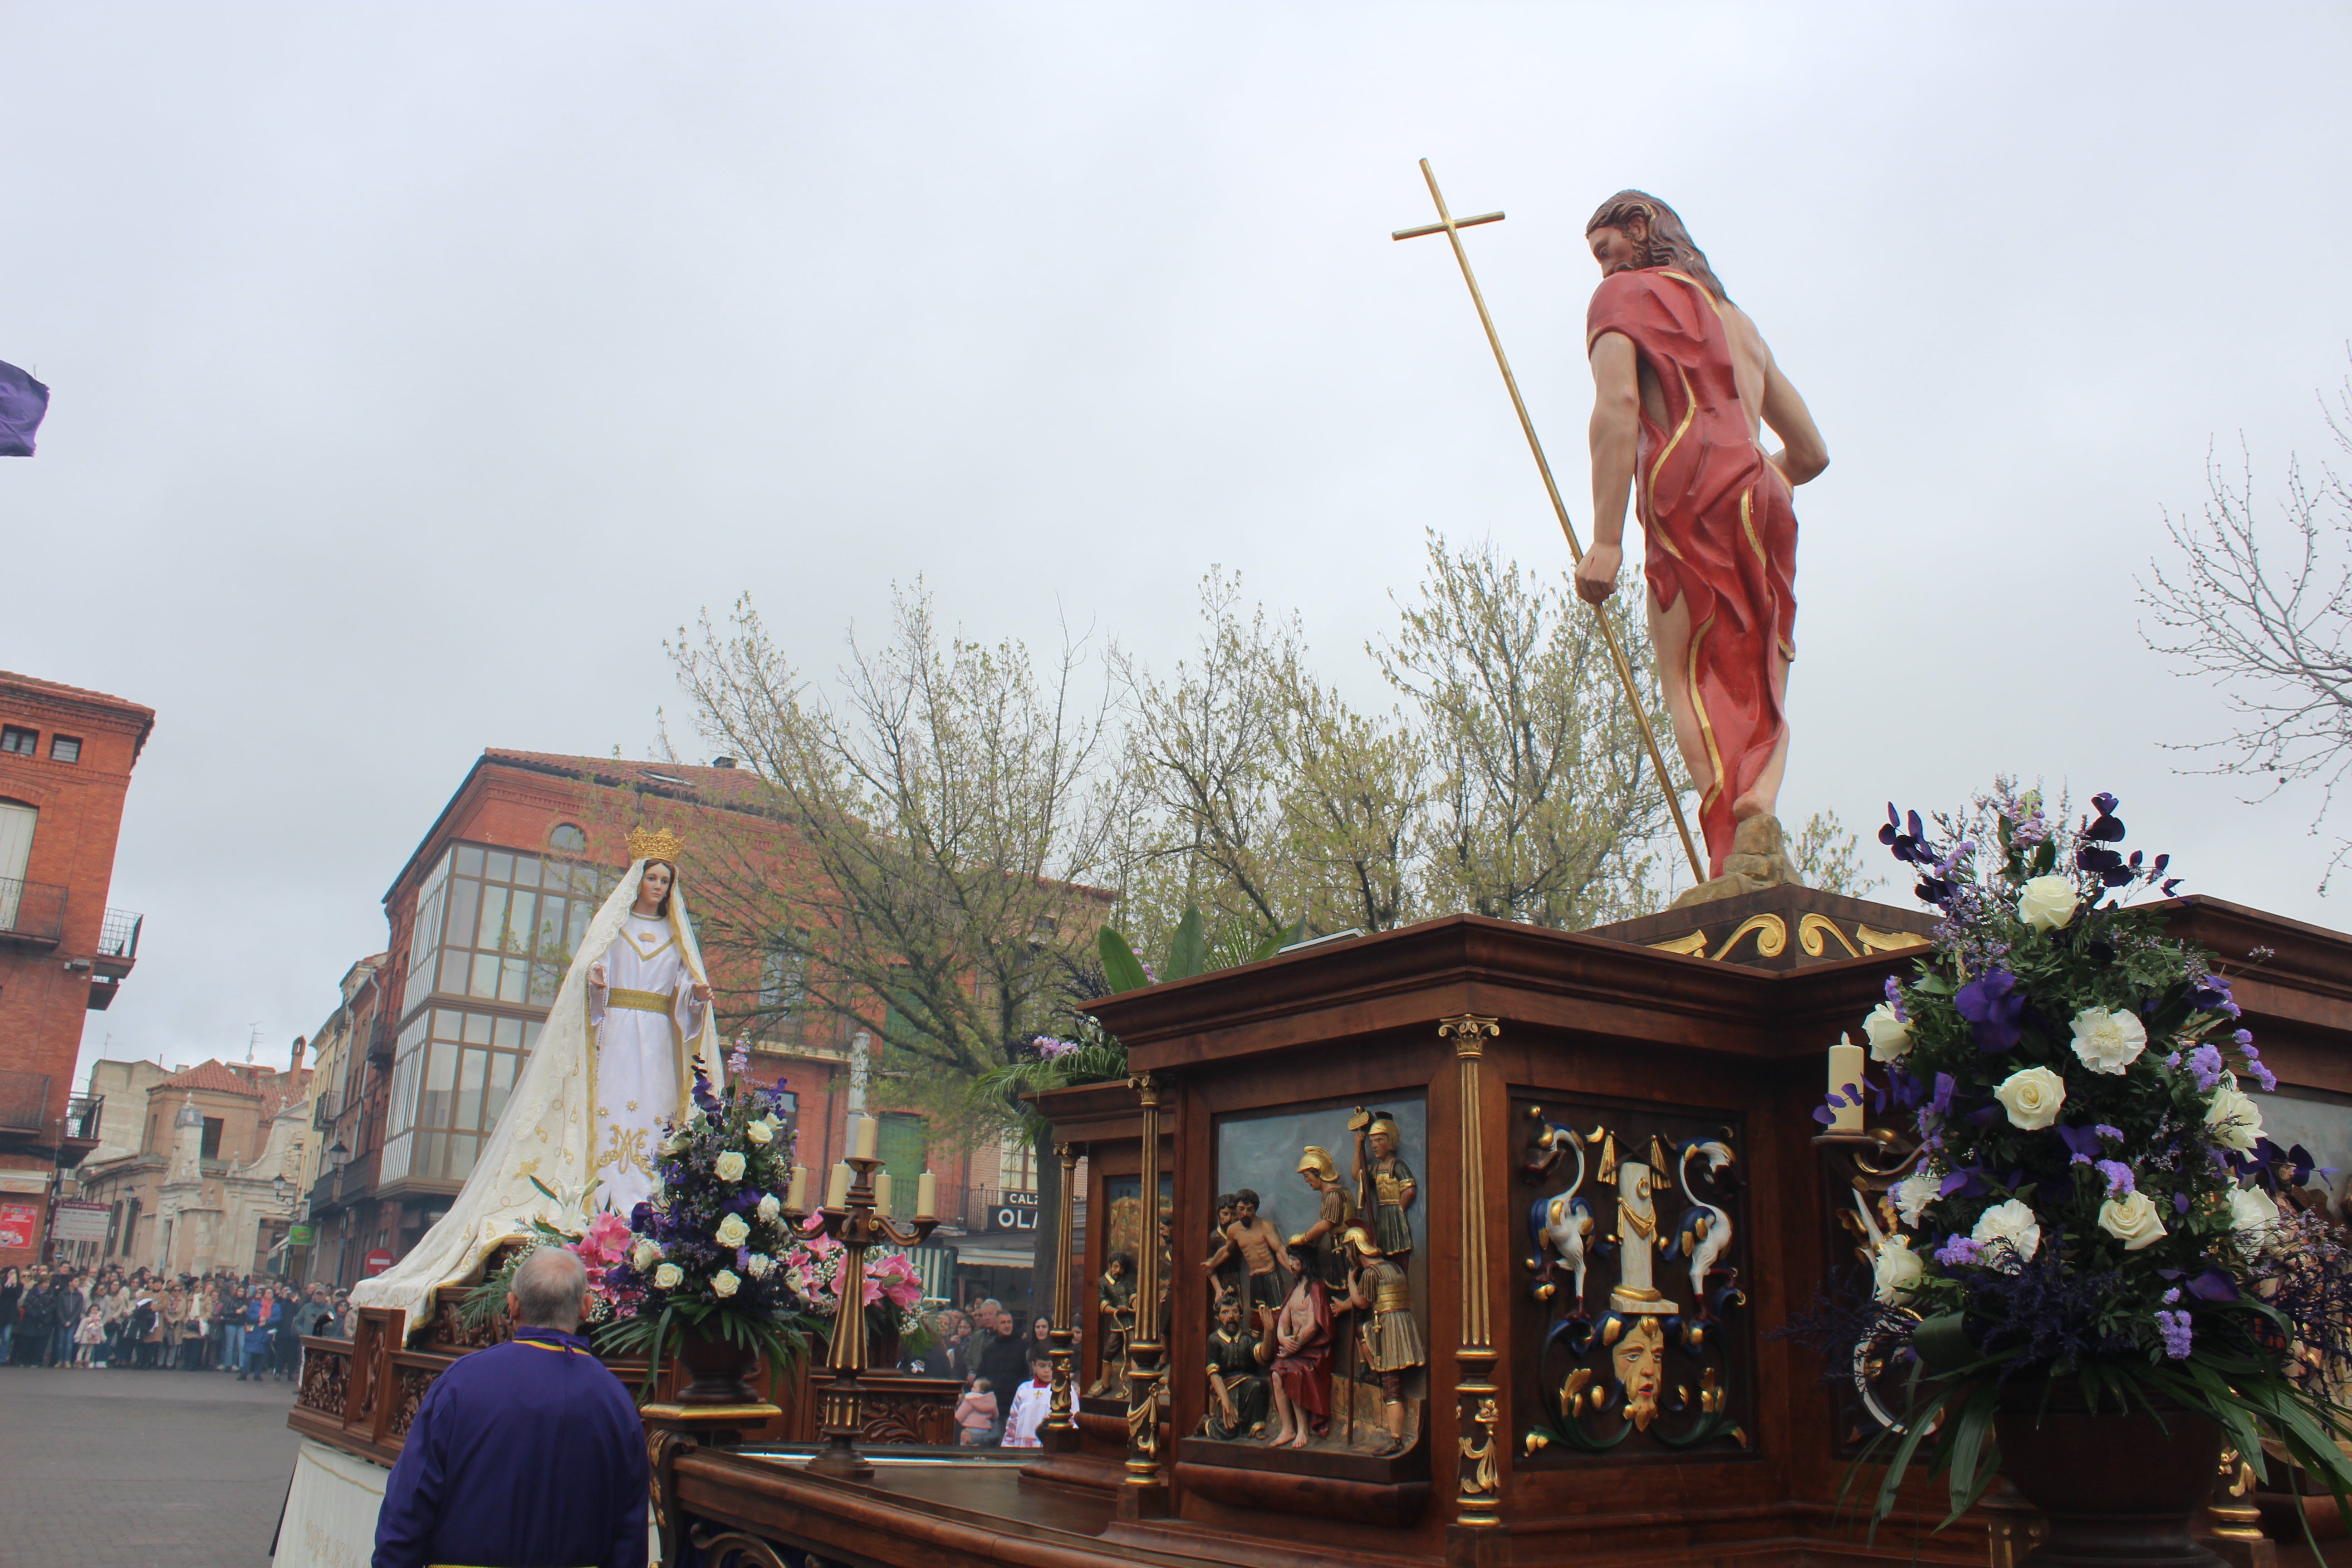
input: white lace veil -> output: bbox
[349,858,725,1333]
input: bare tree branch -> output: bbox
[2139,359,2352,890]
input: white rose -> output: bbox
[2069,1006,2148,1076]
[746,1252,774,1279]
[711,1269,740,1299]
[2097,1191,2167,1251]
[1863,1002,1913,1063]
[652,1262,685,1290]
[2227,1185,2278,1245]
[1892,1168,1942,1228]
[2017,874,2081,932]
[1993,1066,2067,1131]
[714,1212,751,1248]
[756,1193,781,1223]
[2205,1082,2264,1151]
[1872,1236,1924,1303]
[1971,1198,2043,1266]
[630,1239,662,1271]
[745,1119,774,1146]
[714,1150,748,1182]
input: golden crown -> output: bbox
[626,824,684,863]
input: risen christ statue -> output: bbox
[1572,191,1828,902]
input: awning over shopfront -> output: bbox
[944,1240,1034,1270]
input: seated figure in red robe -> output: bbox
[1572,191,1829,899]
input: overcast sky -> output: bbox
[7,4,2350,1083]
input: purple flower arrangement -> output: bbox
[1830,779,2352,1528]
[591,1064,812,1388]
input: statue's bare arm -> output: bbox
[1576,331,1642,606]
[1758,346,1828,485]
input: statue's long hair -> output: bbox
[1586,191,1729,304]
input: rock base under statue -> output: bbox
[1669,813,1803,909]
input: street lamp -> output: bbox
[327,1138,350,1171]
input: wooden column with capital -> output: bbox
[1043,1139,1081,1452]
[1440,1013,1507,1565]
[1119,1072,1171,1519]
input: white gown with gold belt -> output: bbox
[351,851,725,1332]
[586,912,708,1220]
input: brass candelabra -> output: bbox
[802,1153,938,1479]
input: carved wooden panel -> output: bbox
[387,1362,438,1441]
[1508,1094,1756,1465]
[297,1340,351,1419]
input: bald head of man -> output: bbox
[505,1247,589,1333]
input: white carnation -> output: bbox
[1863,1002,1913,1063]
[2016,874,2081,932]
[2205,1082,2264,1152]
[2069,1006,2148,1076]
[1872,1236,1924,1304]
[755,1193,781,1223]
[1892,1168,1942,1228]
[710,1269,740,1299]
[714,1212,751,1248]
[1993,1066,2067,1131]
[745,1252,774,1279]
[714,1150,748,1182]
[1972,1198,2042,1267]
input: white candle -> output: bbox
[826,1161,853,1209]
[915,1170,937,1222]
[874,1171,893,1217]
[785,1164,808,1213]
[853,1114,879,1161]
[1828,1035,1867,1134]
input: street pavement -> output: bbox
[0,1363,308,1567]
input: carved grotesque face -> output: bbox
[1612,1314,1667,1431]
[1588,221,1650,277]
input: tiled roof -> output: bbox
[481,749,773,804]
[0,670,156,719]
[155,1061,266,1098]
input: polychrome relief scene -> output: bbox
[1205,1097,1429,1455]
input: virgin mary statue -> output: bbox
[351,825,727,1331]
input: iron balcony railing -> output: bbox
[0,877,67,944]
[313,1091,342,1128]
[98,908,142,962]
[64,1094,101,1142]
[0,1069,52,1135]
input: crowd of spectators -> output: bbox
[926,1299,1059,1448]
[0,1263,352,1377]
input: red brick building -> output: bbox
[304,749,991,1292]
[0,671,153,1266]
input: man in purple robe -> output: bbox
[373,1248,649,1568]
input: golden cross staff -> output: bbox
[1393,158,1705,885]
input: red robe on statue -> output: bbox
[1587,266,1798,877]
[1269,1279,1334,1429]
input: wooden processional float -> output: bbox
[295,884,2351,1568]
